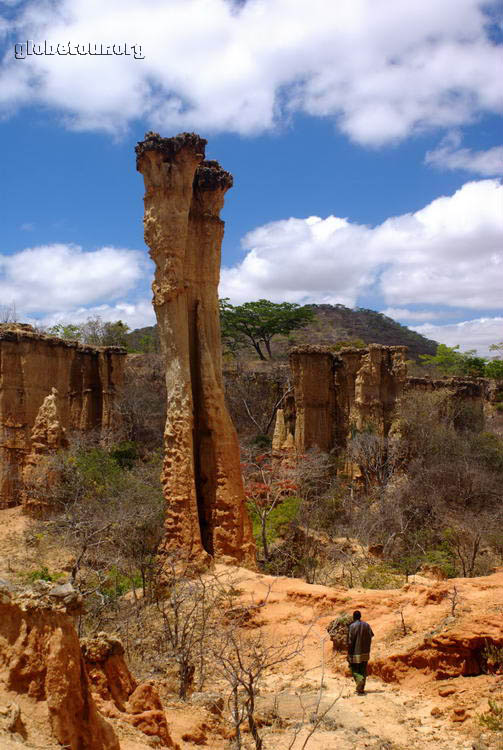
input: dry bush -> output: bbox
[28,437,164,633]
[153,561,242,699]
[224,363,290,439]
[341,389,503,578]
[118,353,166,452]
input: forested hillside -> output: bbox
[126,304,437,360]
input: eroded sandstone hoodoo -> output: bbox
[289,347,337,453]
[82,633,177,748]
[287,344,495,462]
[136,132,255,567]
[0,580,119,750]
[289,344,408,455]
[22,388,68,514]
[0,324,125,508]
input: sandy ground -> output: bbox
[1,508,502,749]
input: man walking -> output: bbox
[347,610,374,694]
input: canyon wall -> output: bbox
[135,131,255,567]
[286,345,495,457]
[289,344,408,455]
[289,347,337,454]
[82,633,177,747]
[0,324,125,508]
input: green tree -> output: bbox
[48,317,130,348]
[487,343,503,380]
[420,344,470,375]
[420,343,503,379]
[219,298,314,360]
[48,323,82,340]
[420,344,488,377]
[485,359,503,380]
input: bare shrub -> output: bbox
[0,302,18,323]
[347,431,396,489]
[153,561,241,700]
[338,388,503,580]
[224,363,291,439]
[117,353,166,452]
[212,600,308,750]
[30,438,164,632]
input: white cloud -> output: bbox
[0,243,149,313]
[412,318,503,356]
[380,308,440,322]
[0,0,501,143]
[220,179,503,310]
[37,298,156,330]
[425,131,503,176]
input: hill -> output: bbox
[289,304,438,360]
[125,304,437,361]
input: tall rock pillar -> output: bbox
[135,132,255,567]
[289,347,336,453]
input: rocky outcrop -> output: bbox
[290,347,337,454]
[81,633,178,748]
[22,388,68,514]
[136,131,255,567]
[0,324,125,508]
[271,408,295,467]
[289,344,408,455]
[0,580,119,750]
[337,344,408,449]
[371,617,503,682]
[272,408,288,456]
[405,376,488,431]
[287,344,499,460]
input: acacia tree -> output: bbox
[220,298,314,360]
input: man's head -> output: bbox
[353,610,362,621]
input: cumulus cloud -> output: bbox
[220,179,503,310]
[412,318,503,356]
[37,299,156,330]
[0,243,149,314]
[0,0,501,143]
[380,308,440,322]
[425,131,503,176]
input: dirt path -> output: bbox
[255,667,481,750]
[0,506,32,579]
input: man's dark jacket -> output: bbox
[348,620,374,663]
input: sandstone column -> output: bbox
[353,345,408,435]
[22,388,68,515]
[289,346,336,453]
[135,132,255,567]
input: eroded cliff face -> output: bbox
[289,347,336,453]
[22,388,68,515]
[136,132,255,567]
[344,344,408,441]
[0,580,119,750]
[288,345,496,460]
[0,325,125,509]
[82,633,177,748]
[290,344,408,455]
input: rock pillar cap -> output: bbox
[135,131,207,170]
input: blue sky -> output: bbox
[0,0,502,354]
